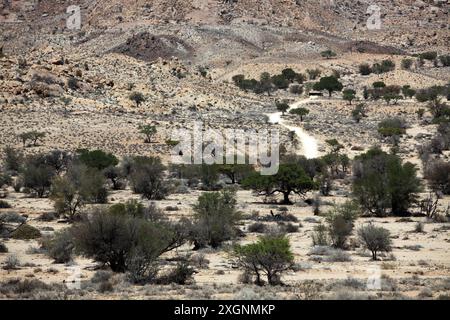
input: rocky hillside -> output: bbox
[1,0,448,59]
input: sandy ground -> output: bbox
[1,185,449,299]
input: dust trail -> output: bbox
[266,98,319,159]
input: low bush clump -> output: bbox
[0,200,11,209]
[0,212,26,223]
[234,234,294,286]
[71,209,186,284]
[358,224,392,260]
[40,230,74,263]
[0,278,53,295]
[157,261,195,285]
[91,270,114,284]
[10,224,41,240]
[248,222,266,233]
[3,254,20,270]
[0,242,7,253]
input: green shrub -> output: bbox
[11,224,41,240]
[311,223,329,246]
[359,64,372,75]
[439,55,450,67]
[401,58,413,70]
[3,146,23,172]
[77,149,118,171]
[0,242,8,253]
[419,51,437,61]
[353,148,422,216]
[158,261,195,285]
[0,200,11,209]
[0,278,53,295]
[372,60,395,74]
[248,222,266,233]
[0,212,25,223]
[358,224,392,260]
[0,173,12,187]
[378,118,407,138]
[91,270,114,283]
[129,156,169,200]
[191,190,241,248]
[71,210,186,283]
[325,201,359,249]
[41,230,74,263]
[234,234,294,285]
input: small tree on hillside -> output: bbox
[276,101,289,115]
[138,124,157,143]
[77,149,119,171]
[18,131,46,147]
[129,91,146,107]
[359,64,372,75]
[289,107,310,122]
[321,50,337,59]
[259,72,274,96]
[343,89,356,105]
[313,76,343,97]
[306,69,321,80]
[281,68,297,83]
[352,103,367,123]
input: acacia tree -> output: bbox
[313,76,343,97]
[276,101,289,115]
[218,164,255,184]
[289,107,310,122]
[50,164,108,219]
[242,163,316,204]
[21,156,55,198]
[281,68,297,82]
[129,156,169,200]
[343,89,356,105]
[129,91,146,107]
[191,190,241,249]
[18,131,46,147]
[70,209,185,283]
[352,148,422,216]
[138,124,157,143]
[77,149,119,171]
[259,72,273,96]
[234,234,294,285]
[358,224,392,260]
[321,50,337,59]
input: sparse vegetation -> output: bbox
[234,234,294,285]
[358,224,392,260]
